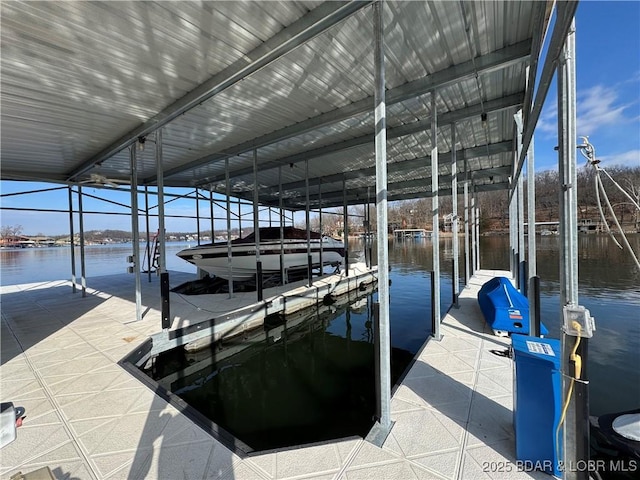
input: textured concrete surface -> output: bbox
[1,269,545,479]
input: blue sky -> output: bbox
[1,1,639,236]
[534,1,640,171]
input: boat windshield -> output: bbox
[241,227,322,242]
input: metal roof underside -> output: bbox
[1,1,556,211]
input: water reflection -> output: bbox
[479,234,640,296]
[0,243,196,284]
[149,285,415,452]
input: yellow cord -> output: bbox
[555,321,583,468]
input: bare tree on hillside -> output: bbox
[536,170,559,221]
[0,224,23,239]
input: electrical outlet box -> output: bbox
[562,304,596,338]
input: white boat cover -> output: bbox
[612,414,640,442]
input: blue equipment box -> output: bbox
[512,335,562,476]
[478,277,548,335]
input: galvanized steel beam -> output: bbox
[342,179,348,276]
[464,181,470,285]
[156,128,167,274]
[521,1,554,128]
[77,186,86,297]
[475,190,480,271]
[306,160,312,286]
[431,92,441,341]
[149,42,530,184]
[196,95,523,187]
[254,150,263,299]
[451,124,459,307]
[299,165,512,204]
[130,147,142,322]
[279,166,285,283]
[262,142,513,196]
[515,111,525,290]
[526,136,538,333]
[274,181,511,210]
[511,1,579,193]
[371,0,392,441]
[509,185,514,278]
[471,186,477,276]
[68,186,76,294]
[558,19,589,480]
[67,1,372,182]
[225,158,234,297]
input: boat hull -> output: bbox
[590,408,640,479]
[177,240,344,281]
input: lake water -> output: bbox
[2,235,638,441]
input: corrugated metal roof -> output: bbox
[1,0,552,209]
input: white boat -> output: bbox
[176,227,345,281]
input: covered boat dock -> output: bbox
[1,1,593,478]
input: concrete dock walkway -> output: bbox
[1,269,545,479]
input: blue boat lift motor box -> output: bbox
[512,335,562,476]
[477,277,549,336]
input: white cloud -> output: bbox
[537,101,558,134]
[535,83,638,139]
[599,149,640,168]
[577,85,635,135]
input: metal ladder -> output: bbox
[142,231,160,273]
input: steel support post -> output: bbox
[238,197,242,239]
[558,19,589,480]
[319,180,323,270]
[225,158,233,297]
[451,124,459,307]
[517,173,526,291]
[68,186,77,293]
[514,111,525,291]
[471,186,477,276]
[474,190,480,271]
[367,186,373,268]
[464,181,470,285]
[279,166,285,283]
[195,188,206,280]
[306,160,312,286]
[156,129,167,274]
[253,149,263,301]
[77,186,86,297]
[343,179,349,275]
[156,129,170,330]
[527,136,538,335]
[509,185,515,280]
[130,147,142,322]
[144,186,152,282]
[196,189,201,245]
[210,190,214,241]
[369,0,392,442]
[431,92,441,339]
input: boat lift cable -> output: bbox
[579,137,640,270]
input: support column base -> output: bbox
[365,420,395,447]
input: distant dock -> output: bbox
[393,228,431,240]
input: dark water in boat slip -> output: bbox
[2,235,639,450]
